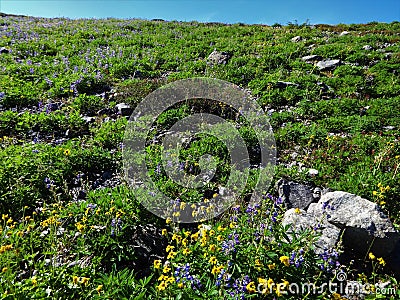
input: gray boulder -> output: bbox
[283,191,399,262]
[276,178,323,210]
[0,47,9,54]
[291,36,303,42]
[282,208,341,253]
[362,45,373,51]
[316,59,341,71]
[275,81,300,88]
[115,102,133,116]
[308,191,400,258]
[207,50,232,65]
[301,55,323,63]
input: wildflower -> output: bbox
[209,244,217,252]
[32,276,37,286]
[377,257,386,266]
[372,191,378,196]
[255,259,263,271]
[153,260,161,269]
[80,277,89,286]
[279,256,290,267]
[166,245,175,253]
[166,217,172,224]
[167,251,177,259]
[209,256,217,265]
[211,265,224,275]
[158,274,168,281]
[177,282,184,288]
[182,248,191,255]
[246,281,256,293]
[2,267,8,273]
[161,229,167,236]
[217,225,226,232]
[166,276,174,284]
[268,263,276,270]
[95,285,103,294]
[163,266,171,273]
[294,207,301,214]
[157,281,167,291]
[191,232,199,241]
[180,202,186,210]
[368,252,376,260]
[217,235,224,242]
[229,222,236,229]
[172,233,181,244]
[63,149,71,156]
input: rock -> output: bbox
[316,59,341,71]
[130,224,167,278]
[282,208,341,253]
[0,47,9,54]
[308,168,319,177]
[307,191,400,258]
[362,45,373,51]
[291,36,303,42]
[275,178,317,210]
[97,108,112,116]
[115,102,133,116]
[275,81,300,88]
[317,81,332,92]
[207,50,232,65]
[383,126,395,131]
[301,55,323,62]
[282,190,400,275]
[339,31,350,36]
[82,116,96,124]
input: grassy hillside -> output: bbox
[0,15,399,299]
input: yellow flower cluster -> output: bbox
[279,255,290,267]
[157,274,175,291]
[368,252,386,266]
[0,244,13,254]
[72,276,90,286]
[372,183,390,206]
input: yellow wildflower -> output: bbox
[161,229,167,236]
[153,260,161,269]
[279,256,290,267]
[377,257,386,266]
[167,251,177,259]
[95,285,103,294]
[209,256,217,265]
[80,277,89,286]
[368,252,376,260]
[157,281,167,291]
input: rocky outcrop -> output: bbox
[207,50,232,65]
[283,191,400,274]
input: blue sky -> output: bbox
[1,0,399,24]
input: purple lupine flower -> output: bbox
[0,92,5,99]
